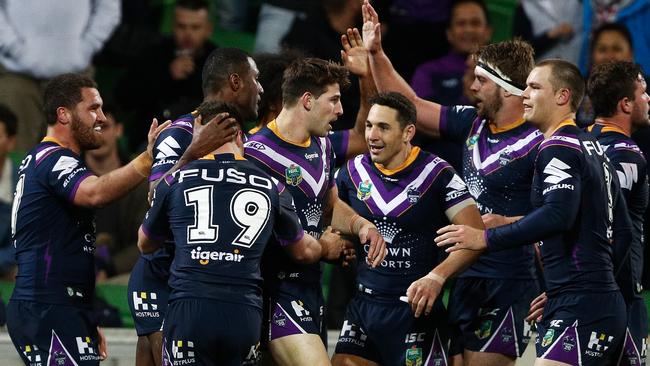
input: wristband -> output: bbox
[132,152,153,177]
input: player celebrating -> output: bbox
[361,2,542,364]
[244,57,386,366]
[7,74,171,366]
[332,92,484,365]
[436,59,629,366]
[137,101,348,366]
[587,61,649,366]
[127,46,260,366]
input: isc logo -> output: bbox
[405,333,426,343]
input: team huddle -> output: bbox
[7,1,650,366]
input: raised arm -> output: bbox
[362,0,443,137]
[74,119,170,208]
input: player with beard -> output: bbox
[6,74,172,366]
[361,1,542,364]
[436,59,630,366]
[127,46,260,366]
[587,62,648,365]
[244,57,386,366]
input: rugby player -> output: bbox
[332,92,484,366]
[436,59,630,366]
[244,57,386,366]
[362,1,542,364]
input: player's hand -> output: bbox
[341,28,369,77]
[184,113,239,161]
[481,213,509,229]
[319,226,347,261]
[170,55,195,80]
[526,292,547,323]
[406,273,444,318]
[435,224,487,252]
[361,0,382,54]
[97,326,108,360]
[146,118,172,160]
[359,224,385,268]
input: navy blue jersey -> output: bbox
[337,148,475,296]
[10,139,96,306]
[487,123,627,296]
[439,105,543,279]
[328,129,350,167]
[589,124,648,300]
[149,114,194,182]
[141,154,305,309]
[244,120,336,284]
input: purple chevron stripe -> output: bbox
[247,133,325,181]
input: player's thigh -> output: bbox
[534,358,573,366]
[331,353,379,366]
[463,349,515,366]
[147,331,163,366]
[127,258,169,338]
[619,298,648,366]
[7,300,101,366]
[267,283,325,343]
[269,333,330,366]
[135,336,155,366]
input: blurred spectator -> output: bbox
[580,0,650,74]
[577,22,635,126]
[84,105,148,279]
[216,0,248,31]
[411,0,491,105]
[381,0,452,82]
[282,0,362,130]
[0,0,121,153]
[408,0,491,172]
[513,0,582,64]
[0,105,18,281]
[253,0,318,54]
[116,0,216,152]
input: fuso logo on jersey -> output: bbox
[52,156,79,180]
[446,174,468,202]
[155,136,181,159]
[543,158,572,184]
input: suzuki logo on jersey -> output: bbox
[52,156,79,180]
[172,340,195,362]
[617,163,638,190]
[543,158,572,184]
[291,300,313,322]
[155,136,181,159]
[191,246,244,265]
[21,345,41,365]
[586,331,613,358]
[446,174,468,202]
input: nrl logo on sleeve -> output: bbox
[357,180,373,201]
[285,164,303,186]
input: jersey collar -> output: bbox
[374,146,421,176]
[41,136,65,147]
[549,119,577,136]
[268,120,311,148]
[488,117,526,134]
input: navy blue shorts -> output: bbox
[127,257,170,336]
[7,300,102,365]
[334,292,449,365]
[162,298,262,366]
[617,297,648,366]
[447,278,539,357]
[265,281,325,343]
[535,291,626,366]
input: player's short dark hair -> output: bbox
[282,58,350,107]
[537,59,585,112]
[43,73,97,126]
[175,0,209,11]
[0,104,17,137]
[590,22,633,55]
[449,0,490,27]
[195,100,243,129]
[369,92,417,129]
[202,47,251,97]
[475,39,534,91]
[588,61,642,118]
[254,51,304,120]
